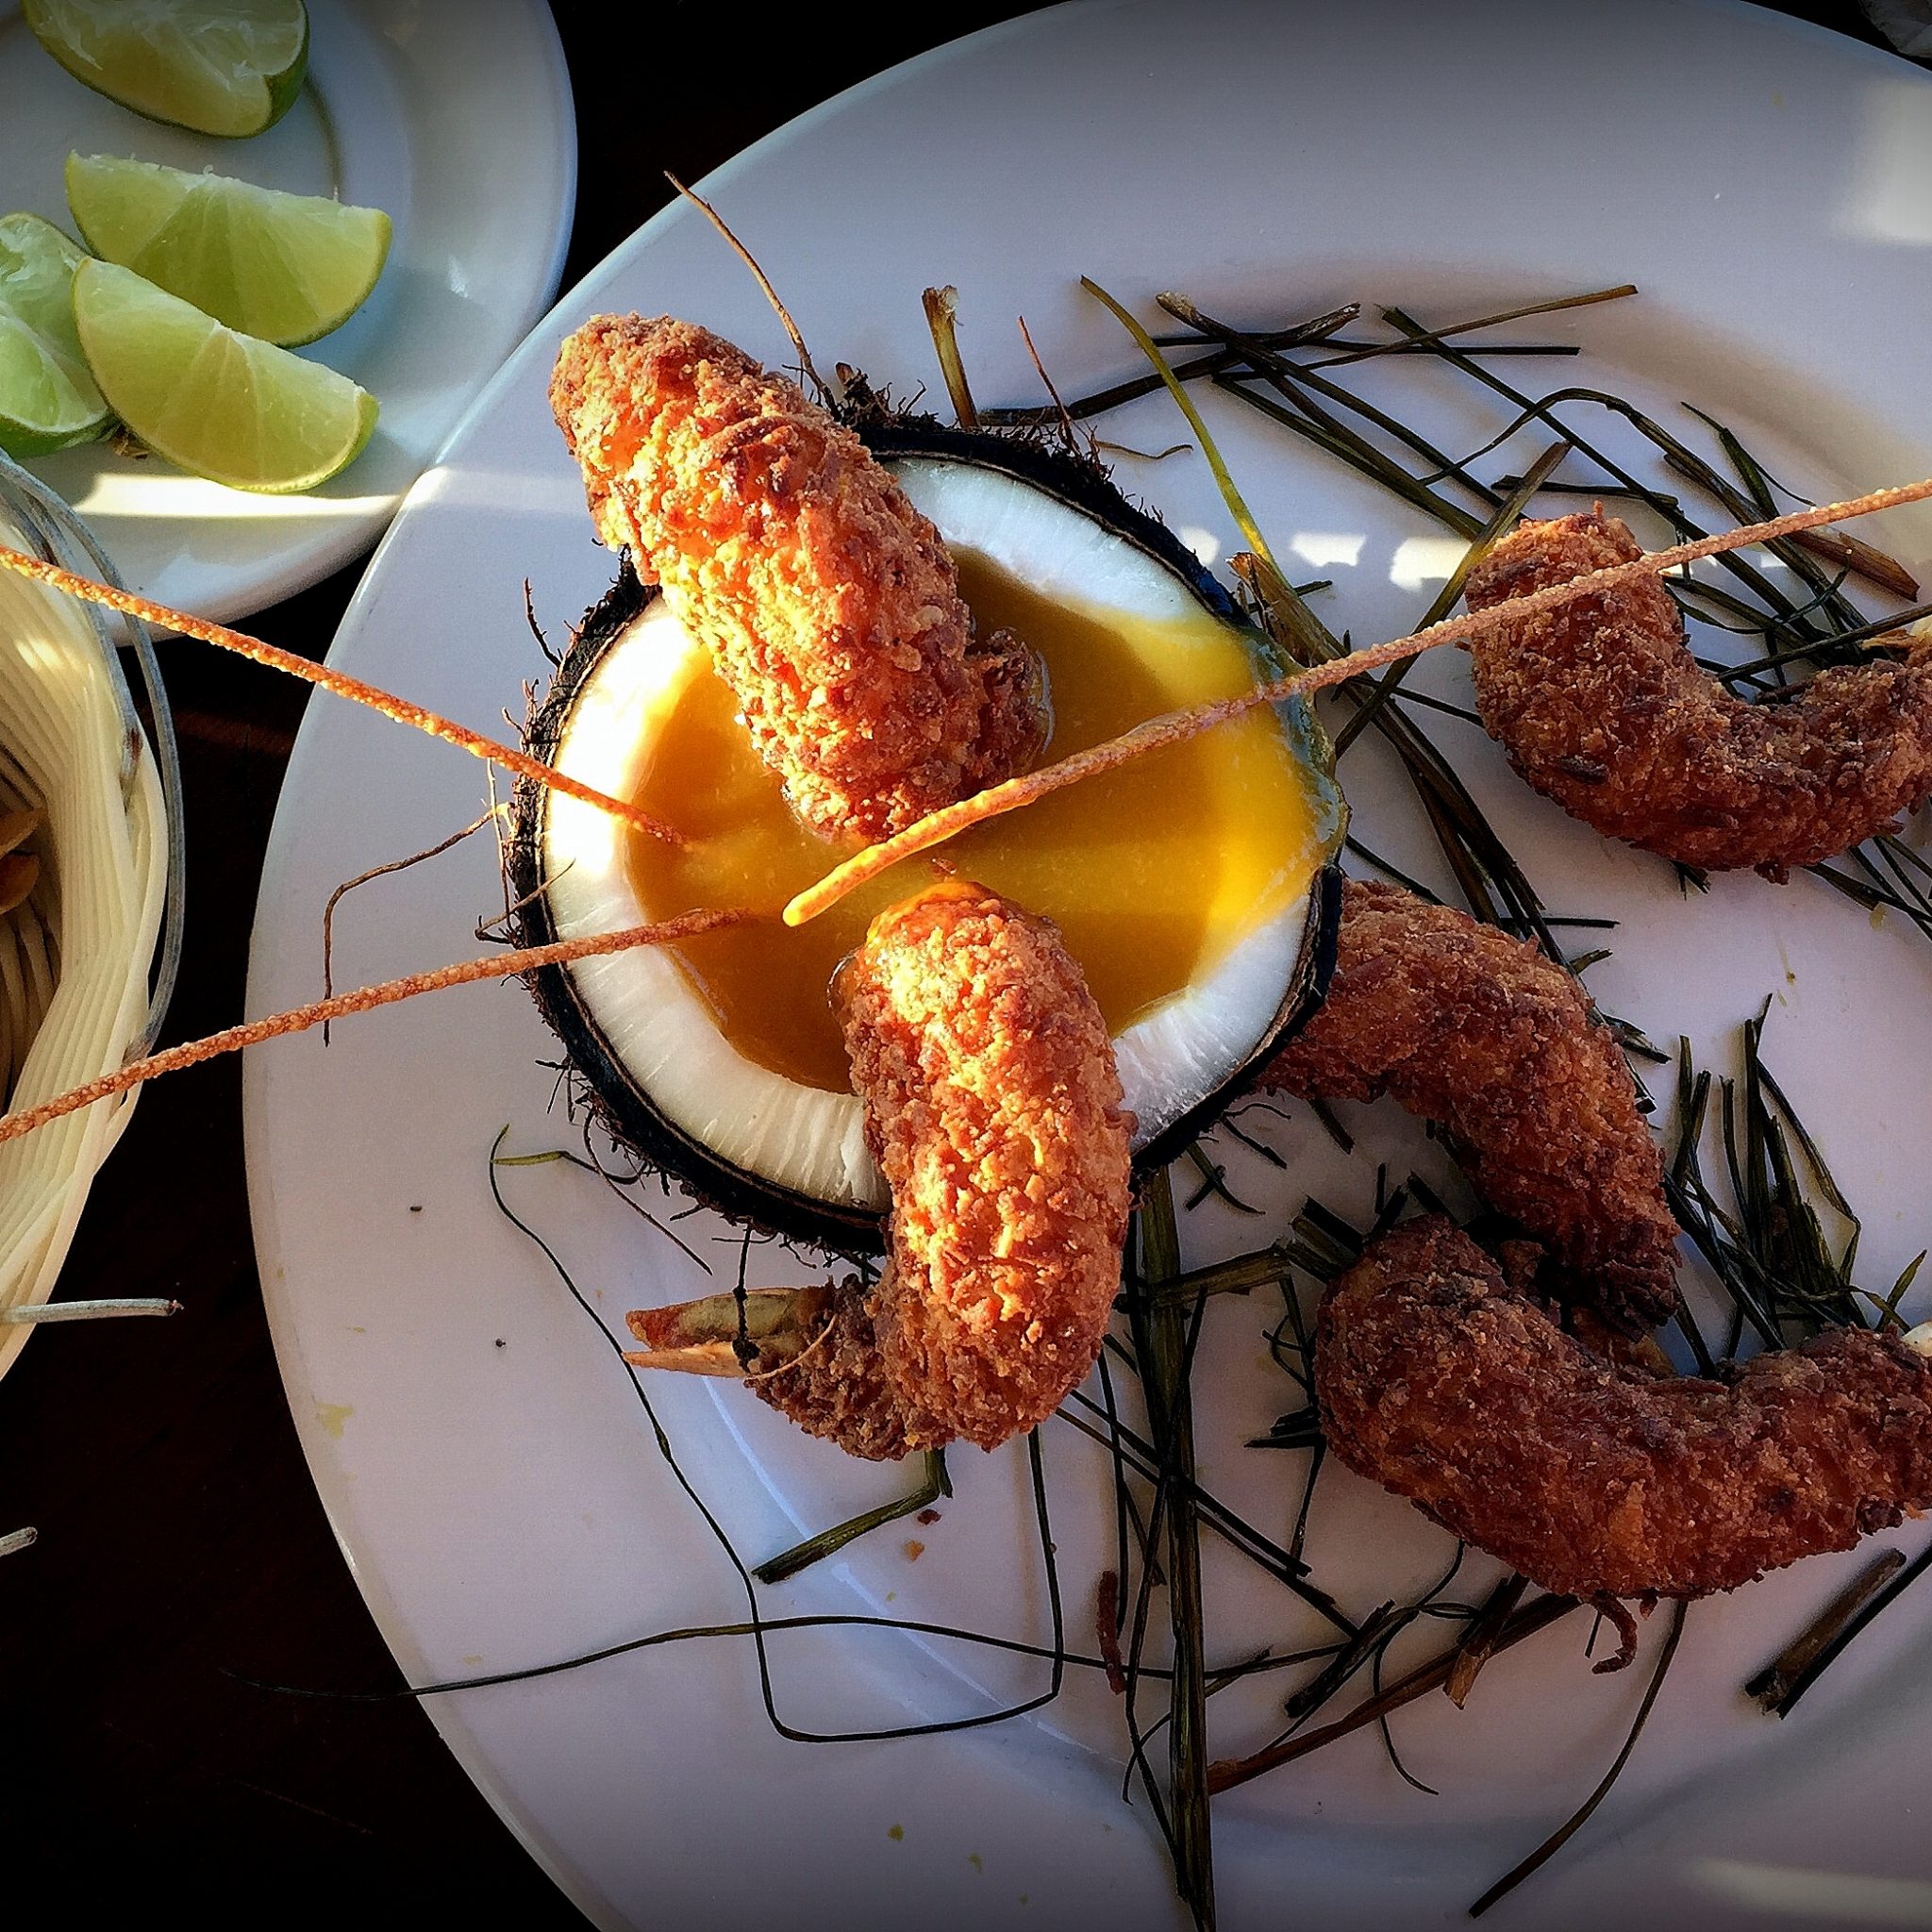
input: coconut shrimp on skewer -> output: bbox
[627,882,1134,1457]
[1462,508,1932,874]
[1263,879,1680,1334]
[549,317,1046,845]
[1318,1216,1932,1603]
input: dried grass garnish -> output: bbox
[322,806,504,1041]
[0,908,756,1149]
[923,286,978,429]
[0,1296,179,1324]
[1764,1537,1932,1719]
[666,173,836,408]
[1016,317,1078,447]
[783,473,1932,925]
[1206,1591,1581,1794]
[0,546,681,845]
[1469,1601,1690,1918]
[1744,1549,1906,1710]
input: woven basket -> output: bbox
[0,454,183,1379]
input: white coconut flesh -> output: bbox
[541,454,1332,1216]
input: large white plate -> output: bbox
[0,0,574,621]
[244,4,1932,1927]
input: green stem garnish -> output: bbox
[1330,438,1573,757]
[1207,1592,1580,1794]
[1468,1601,1690,1918]
[753,1449,951,1584]
[1308,284,1639,371]
[1081,275,1283,582]
[1744,1549,1907,1710]
[1127,1168,1216,1930]
[484,1132,1070,1745]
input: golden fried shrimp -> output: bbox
[1463,508,1932,874]
[1264,879,1679,1333]
[550,316,1044,844]
[835,882,1132,1448]
[1317,1216,1932,1602]
[626,882,1134,1457]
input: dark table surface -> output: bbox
[1,0,1902,1920]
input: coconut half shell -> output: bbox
[507,421,1344,1255]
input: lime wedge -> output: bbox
[0,213,111,458]
[24,0,309,140]
[74,259,376,493]
[67,155,391,347]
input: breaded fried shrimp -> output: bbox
[1318,1217,1932,1602]
[550,316,1045,844]
[1463,508,1932,874]
[1264,879,1679,1333]
[626,882,1134,1457]
[837,883,1133,1449]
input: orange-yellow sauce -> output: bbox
[626,549,1332,1092]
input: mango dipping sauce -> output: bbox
[625,547,1336,1093]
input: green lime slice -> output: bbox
[67,154,391,347]
[24,0,309,140]
[0,212,111,458]
[74,259,376,493]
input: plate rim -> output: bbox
[244,5,1932,1927]
[0,0,578,622]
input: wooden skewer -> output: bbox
[0,1527,37,1558]
[782,475,1932,926]
[0,908,758,1149]
[0,547,683,846]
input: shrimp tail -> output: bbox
[627,1281,946,1463]
[628,881,1133,1461]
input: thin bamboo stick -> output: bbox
[0,547,682,844]
[784,475,1932,925]
[0,908,756,1149]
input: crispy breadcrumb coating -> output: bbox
[1264,879,1679,1333]
[550,315,1044,843]
[833,882,1133,1451]
[1463,508,1932,874]
[626,884,1134,1457]
[1318,1217,1932,1601]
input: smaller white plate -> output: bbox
[0,0,575,622]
